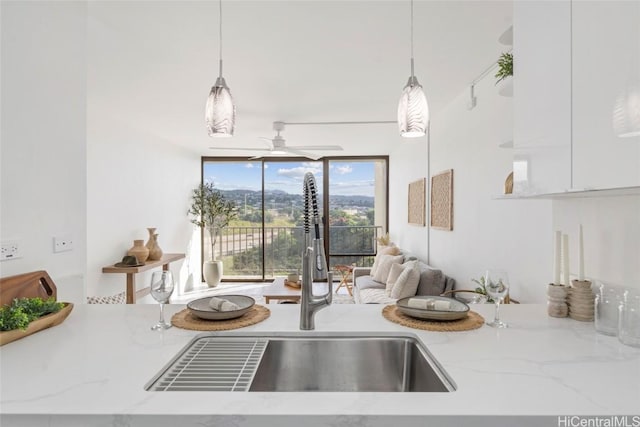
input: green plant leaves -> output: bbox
[0,298,64,331]
[495,52,513,84]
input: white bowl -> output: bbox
[396,296,469,321]
[187,295,255,320]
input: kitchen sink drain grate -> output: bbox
[147,337,268,392]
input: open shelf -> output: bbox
[499,25,513,46]
[493,186,640,200]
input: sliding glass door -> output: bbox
[327,159,386,269]
[202,157,387,281]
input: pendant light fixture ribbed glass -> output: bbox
[613,85,640,138]
[206,0,235,138]
[397,0,429,138]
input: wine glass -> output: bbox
[484,269,510,328]
[150,270,174,330]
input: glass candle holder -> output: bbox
[595,284,623,336]
[618,290,640,348]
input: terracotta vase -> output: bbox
[127,239,149,264]
[146,228,163,261]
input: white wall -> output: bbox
[552,196,640,291]
[85,8,201,299]
[388,138,429,261]
[428,75,553,303]
[0,1,87,303]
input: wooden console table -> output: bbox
[102,253,185,304]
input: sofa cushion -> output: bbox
[371,254,404,283]
[370,245,401,277]
[355,275,386,291]
[385,263,404,295]
[415,263,446,296]
[390,261,421,299]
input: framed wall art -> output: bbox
[430,169,453,231]
[408,178,426,226]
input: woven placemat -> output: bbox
[382,305,484,332]
[171,305,270,331]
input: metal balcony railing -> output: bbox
[203,226,382,277]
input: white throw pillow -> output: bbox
[372,254,404,284]
[370,245,400,277]
[390,261,421,299]
[385,263,405,296]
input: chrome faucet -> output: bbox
[300,172,332,330]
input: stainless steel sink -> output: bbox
[146,332,456,392]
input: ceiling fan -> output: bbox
[208,121,343,160]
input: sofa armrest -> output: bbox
[352,267,372,281]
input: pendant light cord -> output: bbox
[410,0,414,79]
[218,0,223,78]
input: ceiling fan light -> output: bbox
[398,78,429,138]
[613,85,640,138]
[205,77,235,137]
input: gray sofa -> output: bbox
[352,258,455,304]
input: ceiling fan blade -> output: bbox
[284,147,322,160]
[286,145,344,151]
[257,137,274,149]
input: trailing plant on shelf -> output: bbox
[495,52,513,84]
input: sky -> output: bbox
[203,161,377,197]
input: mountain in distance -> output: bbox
[219,189,374,208]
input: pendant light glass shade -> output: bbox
[397,0,429,138]
[612,85,640,138]
[206,75,235,137]
[205,0,235,138]
[398,75,429,137]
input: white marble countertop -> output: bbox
[1,303,639,426]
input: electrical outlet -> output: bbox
[53,235,74,253]
[1,240,22,261]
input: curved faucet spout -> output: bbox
[300,172,332,330]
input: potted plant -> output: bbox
[188,182,237,287]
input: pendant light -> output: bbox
[205,0,235,137]
[397,0,429,138]
[613,85,640,138]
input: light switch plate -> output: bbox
[53,235,74,253]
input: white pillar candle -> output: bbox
[579,224,585,281]
[554,230,562,284]
[562,234,570,286]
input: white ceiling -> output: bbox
[87,0,512,157]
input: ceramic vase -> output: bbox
[146,228,163,261]
[203,260,223,287]
[127,239,149,264]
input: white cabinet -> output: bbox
[571,0,640,190]
[512,0,572,195]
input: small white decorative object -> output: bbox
[562,234,570,286]
[578,224,585,281]
[554,230,562,285]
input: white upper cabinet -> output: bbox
[512,0,572,195]
[571,0,640,190]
